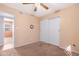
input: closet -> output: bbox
[40,17,61,46]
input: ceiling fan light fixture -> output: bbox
[34,7,37,12]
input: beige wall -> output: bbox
[0,4,40,47]
[1,3,79,53]
[41,5,79,53]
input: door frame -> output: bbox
[3,17,15,48]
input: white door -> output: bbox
[40,17,60,46]
[40,20,49,42]
[49,17,60,46]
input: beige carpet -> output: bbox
[0,41,79,56]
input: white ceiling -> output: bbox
[3,3,77,17]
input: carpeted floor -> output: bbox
[0,41,79,56]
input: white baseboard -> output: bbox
[41,40,59,47]
[15,40,39,48]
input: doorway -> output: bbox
[0,12,15,51]
[3,17,15,50]
[40,17,61,46]
[2,18,14,50]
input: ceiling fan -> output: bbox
[22,3,49,12]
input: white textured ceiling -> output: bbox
[3,3,77,17]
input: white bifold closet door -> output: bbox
[40,17,60,46]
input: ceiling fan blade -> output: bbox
[40,3,48,9]
[22,3,34,5]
